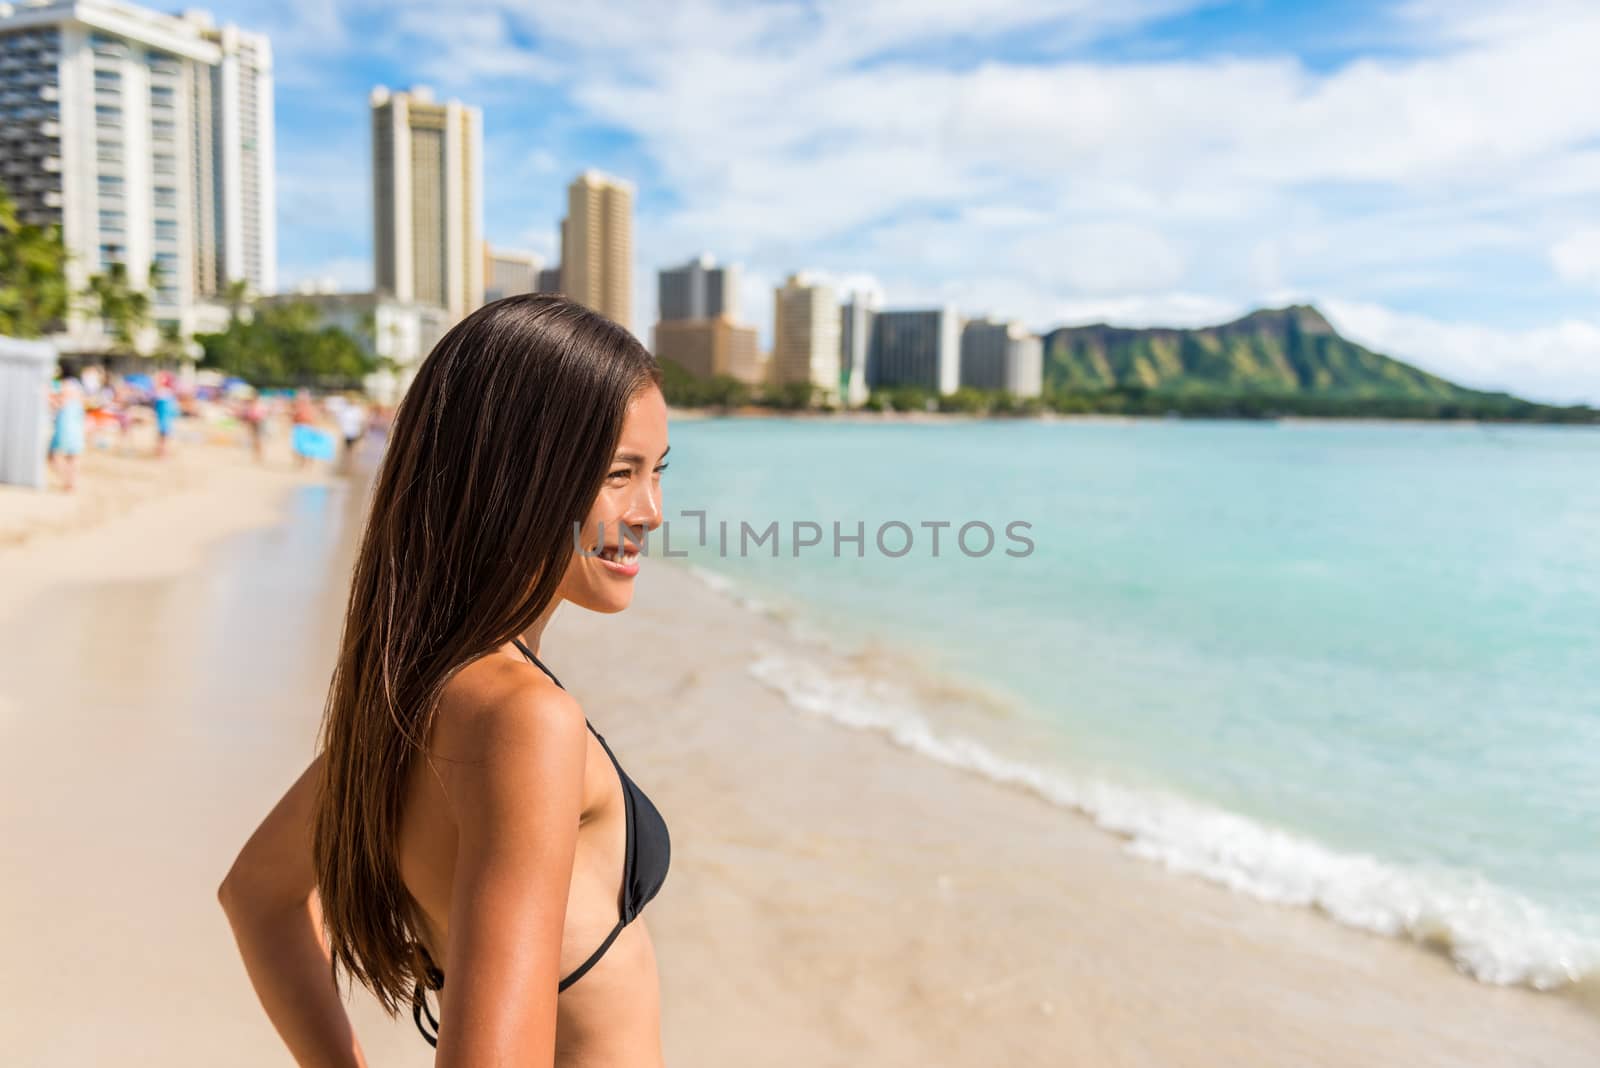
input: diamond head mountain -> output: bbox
[1043,305,1466,398]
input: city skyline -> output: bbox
[7,1,1598,404]
[188,0,1600,407]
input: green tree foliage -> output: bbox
[84,260,152,350]
[1038,386,1598,424]
[197,300,374,387]
[760,380,819,411]
[937,386,991,414]
[0,182,70,338]
[223,278,253,320]
[869,385,935,413]
[654,357,753,409]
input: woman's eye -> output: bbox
[608,469,629,480]
[654,463,669,475]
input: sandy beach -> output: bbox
[0,418,337,618]
[1,438,1596,1066]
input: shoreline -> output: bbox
[687,559,1599,997]
[0,422,337,625]
[2,437,1596,1065]
[546,555,1600,1066]
[667,405,1600,429]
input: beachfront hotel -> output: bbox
[772,272,842,405]
[371,85,483,323]
[559,169,634,331]
[0,0,275,344]
[869,306,962,395]
[482,244,542,304]
[960,317,1044,399]
[659,253,738,323]
[651,316,762,385]
[651,254,762,386]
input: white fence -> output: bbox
[0,336,57,489]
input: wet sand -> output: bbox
[1,462,1597,1065]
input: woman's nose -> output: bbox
[626,480,664,531]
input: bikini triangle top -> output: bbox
[411,638,671,1048]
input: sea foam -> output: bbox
[740,641,1599,993]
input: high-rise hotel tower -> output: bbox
[559,170,633,331]
[0,1,275,336]
[371,85,483,322]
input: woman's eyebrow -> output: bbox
[614,444,670,465]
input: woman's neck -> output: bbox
[517,598,561,658]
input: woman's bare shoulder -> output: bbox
[429,652,587,776]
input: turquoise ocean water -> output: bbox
[654,417,1599,989]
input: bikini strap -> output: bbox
[413,983,440,1048]
[511,636,564,690]
[556,919,627,992]
[410,942,444,1046]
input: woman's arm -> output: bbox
[218,753,367,1068]
[432,684,588,1067]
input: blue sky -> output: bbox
[204,0,1600,403]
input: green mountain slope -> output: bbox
[1042,305,1476,399]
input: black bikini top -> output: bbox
[411,639,671,1048]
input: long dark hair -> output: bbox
[312,295,661,1013]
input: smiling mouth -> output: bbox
[594,545,640,564]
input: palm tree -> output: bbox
[85,260,152,352]
[154,319,188,363]
[0,181,70,338]
[223,278,253,323]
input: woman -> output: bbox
[47,376,87,492]
[290,389,330,469]
[218,295,673,1066]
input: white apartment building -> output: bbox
[0,0,275,345]
[772,272,841,405]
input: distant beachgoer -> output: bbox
[47,377,87,492]
[219,295,672,1064]
[291,389,316,425]
[336,396,368,472]
[152,388,180,458]
[240,393,268,462]
[290,390,326,469]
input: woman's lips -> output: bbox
[594,545,640,577]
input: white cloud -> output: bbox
[1551,229,1600,291]
[249,0,1600,401]
[1323,299,1600,406]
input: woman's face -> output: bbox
[557,384,670,614]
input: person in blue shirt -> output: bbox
[153,387,180,458]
